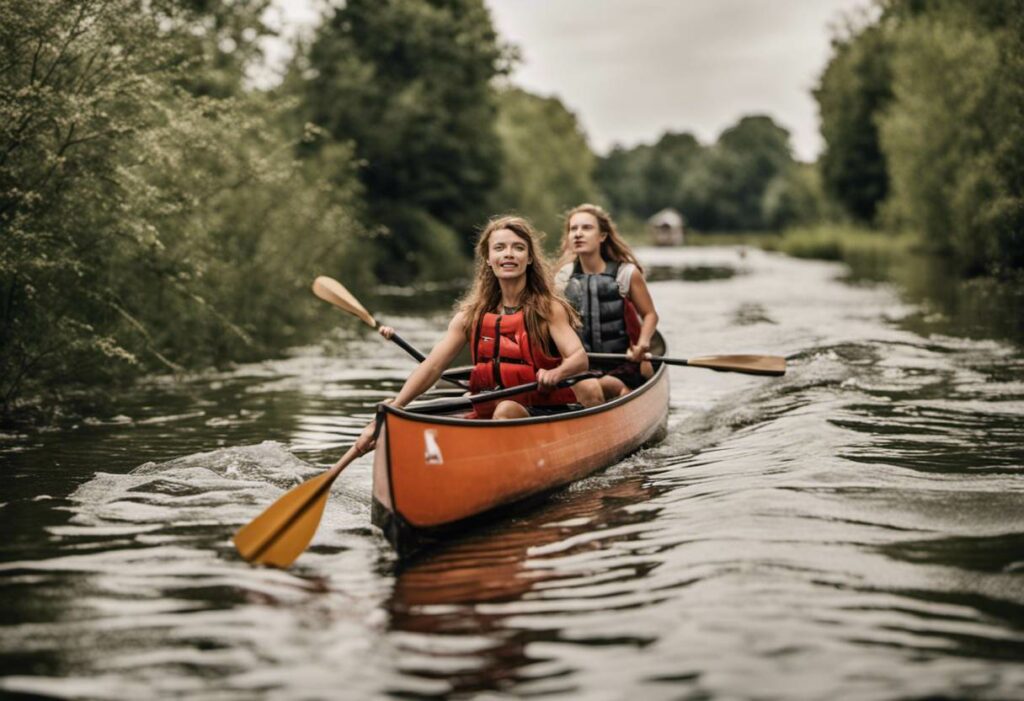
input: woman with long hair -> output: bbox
[356,215,603,453]
[555,203,660,400]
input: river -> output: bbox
[1,246,1022,699]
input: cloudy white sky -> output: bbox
[260,0,871,161]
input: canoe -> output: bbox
[371,361,670,556]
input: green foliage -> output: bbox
[779,224,914,262]
[162,0,275,97]
[301,0,507,274]
[488,88,600,244]
[815,0,1024,276]
[814,19,893,223]
[706,116,795,231]
[596,115,805,232]
[596,132,701,223]
[762,163,832,230]
[0,0,366,419]
[371,204,470,282]
[878,9,998,262]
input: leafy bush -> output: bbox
[0,0,366,419]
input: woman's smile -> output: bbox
[488,228,531,277]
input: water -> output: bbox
[2,247,1022,699]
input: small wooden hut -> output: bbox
[647,208,685,246]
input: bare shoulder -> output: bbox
[547,299,570,324]
[449,310,471,333]
[631,267,648,285]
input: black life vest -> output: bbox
[563,260,641,353]
[468,311,577,417]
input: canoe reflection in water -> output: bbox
[385,472,661,696]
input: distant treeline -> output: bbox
[596,117,831,233]
[2,0,1021,419]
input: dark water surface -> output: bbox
[2,248,1023,700]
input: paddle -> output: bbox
[406,371,598,415]
[233,371,597,568]
[233,442,366,568]
[312,276,471,387]
[587,352,786,376]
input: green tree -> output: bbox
[597,116,798,232]
[0,0,367,419]
[712,115,795,230]
[162,0,275,97]
[815,19,893,224]
[762,163,830,230]
[488,88,599,242]
[877,0,1024,274]
[1,0,176,412]
[596,131,701,221]
[595,144,651,218]
[301,0,507,278]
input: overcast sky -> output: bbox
[261,0,871,161]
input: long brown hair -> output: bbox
[459,215,578,356]
[558,203,644,273]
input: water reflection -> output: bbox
[645,264,738,283]
[844,248,1024,345]
[385,474,660,697]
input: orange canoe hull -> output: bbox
[371,365,670,554]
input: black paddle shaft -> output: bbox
[386,331,471,389]
[403,372,600,415]
[588,352,681,365]
[388,331,426,362]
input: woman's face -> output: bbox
[487,228,532,280]
[567,212,605,255]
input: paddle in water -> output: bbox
[233,443,366,568]
[233,372,597,568]
[587,351,786,376]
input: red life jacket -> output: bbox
[468,311,577,417]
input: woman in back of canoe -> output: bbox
[555,203,660,400]
[356,215,603,453]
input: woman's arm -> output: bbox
[627,269,659,360]
[536,302,588,389]
[355,312,469,453]
[388,312,469,409]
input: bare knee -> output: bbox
[492,400,529,420]
[599,376,628,400]
[572,378,604,408]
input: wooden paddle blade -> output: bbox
[686,354,786,376]
[312,276,376,328]
[234,468,338,568]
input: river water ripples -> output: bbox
[1,247,1022,699]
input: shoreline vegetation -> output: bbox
[2,0,1022,424]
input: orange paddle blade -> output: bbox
[686,354,786,376]
[233,469,335,568]
[234,447,359,568]
[312,276,376,328]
